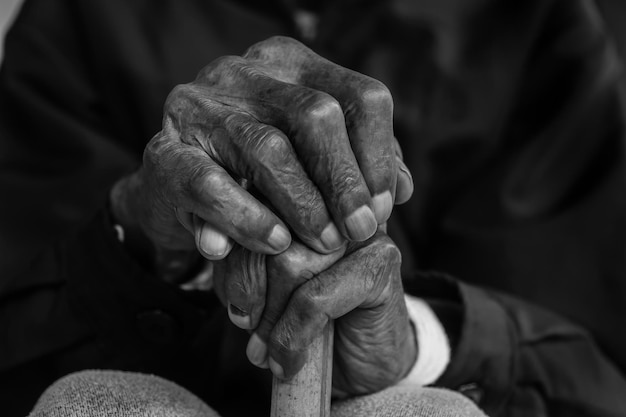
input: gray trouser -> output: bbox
[29,370,487,417]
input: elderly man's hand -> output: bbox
[214,232,416,396]
[110,36,413,267]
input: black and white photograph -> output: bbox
[1,1,625,416]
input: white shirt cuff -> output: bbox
[398,294,451,387]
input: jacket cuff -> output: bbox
[436,281,515,414]
[404,272,514,413]
[398,295,451,387]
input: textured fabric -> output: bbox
[29,371,486,417]
[29,371,220,417]
[400,295,450,386]
[332,386,486,417]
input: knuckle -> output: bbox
[244,36,304,61]
[359,80,393,112]
[371,236,402,265]
[355,236,401,271]
[223,112,252,137]
[143,133,165,164]
[293,195,327,234]
[142,132,178,175]
[186,165,222,201]
[164,84,194,117]
[271,242,331,282]
[291,286,320,320]
[331,166,362,194]
[255,131,293,168]
[298,92,343,128]
[235,123,297,181]
[166,83,225,125]
[237,277,264,303]
[343,79,393,122]
[243,39,274,61]
[195,55,245,84]
[316,163,367,210]
[272,325,297,355]
[226,275,251,299]
[382,241,402,265]
[228,116,291,157]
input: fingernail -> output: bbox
[174,208,193,232]
[396,158,414,204]
[246,333,268,367]
[320,222,343,251]
[199,225,229,257]
[228,304,251,329]
[372,191,393,224]
[267,224,291,251]
[344,205,377,241]
[269,357,284,379]
[398,158,414,188]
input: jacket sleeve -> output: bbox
[390,1,626,414]
[0,0,134,369]
[406,273,626,417]
[0,2,225,415]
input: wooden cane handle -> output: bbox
[270,321,334,417]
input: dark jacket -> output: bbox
[1,0,625,416]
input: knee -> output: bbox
[332,386,486,417]
[29,370,220,417]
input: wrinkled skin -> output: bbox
[111,36,416,394]
[111,36,413,268]
[214,232,416,397]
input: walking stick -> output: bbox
[270,322,333,417]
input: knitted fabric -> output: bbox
[29,371,218,417]
[30,370,486,417]
[332,386,486,417]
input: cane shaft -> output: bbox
[270,321,333,417]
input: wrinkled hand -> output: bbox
[111,36,413,265]
[214,232,416,396]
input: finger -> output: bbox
[393,135,404,160]
[213,245,267,330]
[176,207,238,260]
[245,37,397,224]
[167,85,344,254]
[246,241,345,368]
[247,333,270,369]
[192,216,234,260]
[392,137,413,205]
[174,207,194,233]
[145,128,291,255]
[395,156,414,205]
[194,58,377,243]
[267,234,401,379]
[303,69,396,224]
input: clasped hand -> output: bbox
[214,232,417,397]
[113,36,412,261]
[112,36,416,396]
